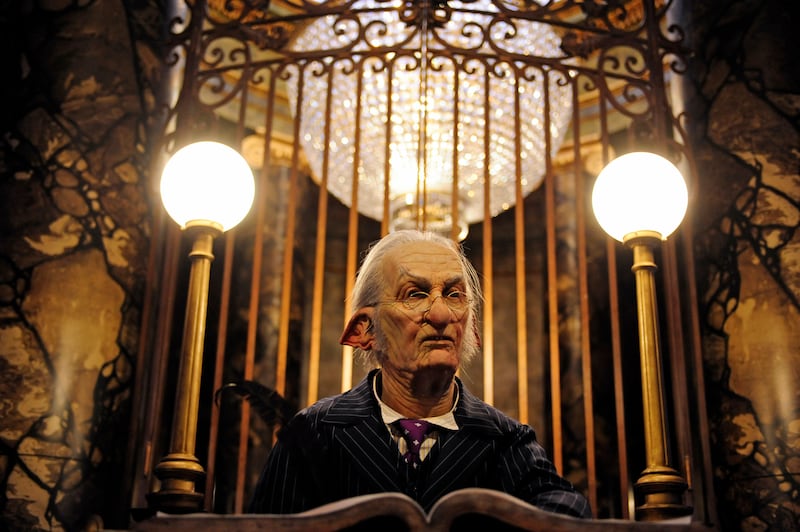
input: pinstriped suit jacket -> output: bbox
[249,369,591,519]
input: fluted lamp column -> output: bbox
[148,141,255,513]
[592,152,692,521]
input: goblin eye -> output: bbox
[407,290,430,300]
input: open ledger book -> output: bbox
[134,488,702,531]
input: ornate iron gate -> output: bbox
[131,0,713,523]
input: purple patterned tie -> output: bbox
[396,419,432,468]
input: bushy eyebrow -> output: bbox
[396,270,465,291]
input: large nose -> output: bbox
[423,293,454,326]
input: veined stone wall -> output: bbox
[0,1,161,530]
[683,0,800,529]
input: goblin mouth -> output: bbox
[423,335,453,343]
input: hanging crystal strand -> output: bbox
[416,0,430,232]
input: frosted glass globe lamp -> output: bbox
[592,151,692,521]
[150,141,254,513]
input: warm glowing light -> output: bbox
[160,141,255,231]
[287,0,572,238]
[591,152,688,242]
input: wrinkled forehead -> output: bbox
[381,241,464,289]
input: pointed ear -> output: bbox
[339,308,375,350]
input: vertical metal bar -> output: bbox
[571,76,597,511]
[233,73,271,513]
[481,65,494,405]
[663,237,692,490]
[277,68,303,399]
[341,60,366,392]
[681,214,718,524]
[608,236,630,518]
[451,61,461,242]
[205,231,235,511]
[382,62,394,236]
[134,222,181,507]
[419,13,430,233]
[307,66,336,405]
[543,69,562,472]
[513,66,528,424]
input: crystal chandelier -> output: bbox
[287,0,572,239]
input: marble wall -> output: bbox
[682,0,800,529]
[0,1,160,530]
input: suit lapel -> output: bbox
[420,381,504,506]
[322,371,402,492]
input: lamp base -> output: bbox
[634,465,692,521]
[146,489,204,515]
[148,452,206,514]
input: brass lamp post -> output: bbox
[148,141,255,513]
[592,152,692,521]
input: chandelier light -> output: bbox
[287,0,572,239]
